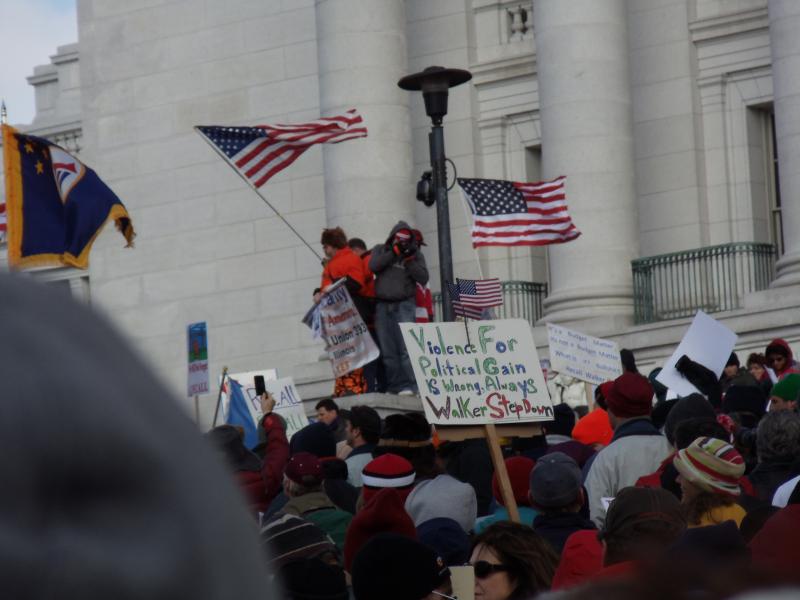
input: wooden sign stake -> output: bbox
[483,423,520,523]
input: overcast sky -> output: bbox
[0,0,78,126]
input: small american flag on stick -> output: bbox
[447,282,484,320]
[459,176,580,247]
[196,109,367,188]
[457,278,503,309]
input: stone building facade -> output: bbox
[4,0,800,422]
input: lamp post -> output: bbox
[398,66,472,322]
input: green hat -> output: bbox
[771,374,800,402]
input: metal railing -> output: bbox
[632,242,776,324]
[432,280,548,325]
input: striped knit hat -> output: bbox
[361,453,416,505]
[673,436,745,496]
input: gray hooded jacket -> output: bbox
[369,220,429,301]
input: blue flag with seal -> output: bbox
[1,124,135,269]
[225,377,259,450]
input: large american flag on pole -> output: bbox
[196,109,367,188]
[458,176,580,247]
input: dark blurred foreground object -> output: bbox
[0,274,275,598]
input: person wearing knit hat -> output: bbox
[416,517,471,567]
[290,421,337,459]
[571,407,613,449]
[343,488,417,572]
[405,473,478,533]
[768,373,800,412]
[374,412,438,479]
[260,513,340,569]
[281,452,353,548]
[278,557,349,600]
[351,533,452,600]
[605,371,654,419]
[360,453,416,505]
[673,436,747,528]
[584,371,671,526]
[529,452,596,555]
[597,487,686,574]
[474,456,538,533]
[664,394,717,447]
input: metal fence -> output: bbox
[432,280,548,325]
[631,242,776,324]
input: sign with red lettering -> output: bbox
[317,283,379,377]
[400,320,553,425]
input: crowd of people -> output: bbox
[7,248,800,600]
[203,336,800,600]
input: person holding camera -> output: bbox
[369,221,428,395]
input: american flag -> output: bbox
[457,278,503,309]
[196,109,367,188]
[447,282,484,320]
[0,200,6,241]
[458,176,580,247]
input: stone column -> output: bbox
[534,0,639,324]
[769,0,800,287]
[315,0,415,244]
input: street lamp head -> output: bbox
[398,66,472,124]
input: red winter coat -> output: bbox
[260,413,289,506]
[236,470,269,514]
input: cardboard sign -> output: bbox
[317,284,379,376]
[546,324,622,385]
[401,320,553,425]
[187,322,209,396]
[222,372,308,440]
[656,311,737,397]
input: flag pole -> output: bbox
[458,188,488,281]
[212,365,229,427]
[194,128,323,262]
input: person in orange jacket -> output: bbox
[319,227,365,293]
[317,227,367,396]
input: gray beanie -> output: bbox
[404,474,477,533]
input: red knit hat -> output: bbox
[361,453,416,505]
[344,488,417,572]
[572,408,613,447]
[491,456,535,507]
[606,372,654,418]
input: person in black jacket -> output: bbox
[529,452,595,555]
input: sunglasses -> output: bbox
[471,560,509,579]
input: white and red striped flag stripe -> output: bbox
[459,176,580,247]
[0,201,6,239]
[196,109,367,188]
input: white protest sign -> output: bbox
[656,311,737,397]
[318,284,379,377]
[222,372,309,440]
[546,324,622,385]
[401,319,553,426]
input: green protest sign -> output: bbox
[400,319,553,425]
